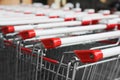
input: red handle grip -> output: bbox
[91,19,99,24]
[24,12,32,14]
[19,30,36,40]
[41,38,61,49]
[74,50,103,63]
[1,26,14,34]
[35,14,45,16]
[49,16,59,18]
[81,20,91,25]
[106,24,117,30]
[64,17,76,21]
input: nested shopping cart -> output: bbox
[1,5,120,80]
[1,20,120,80]
[40,31,120,80]
[10,30,120,80]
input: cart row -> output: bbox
[0,5,120,80]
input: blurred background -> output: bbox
[0,0,120,12]
[0,0,120,10]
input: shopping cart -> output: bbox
[8,30,120,80]
[53,44,120,80]
[14,37,120,80]
[53,53,120,80]
[1,5,120,80]
[40,33,120,80]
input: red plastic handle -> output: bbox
[82,20,91,25]
[41,38,61,49]
[24,12,32,14]
[106,24,117,30]
[35,14,45,16]
[18,30,36,40]
[64,17,76,21]
[1,26,14,34]
[74,50,103,63]
[49,16,59,18]
[91,19,99,24]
